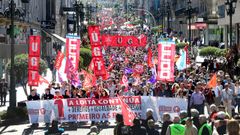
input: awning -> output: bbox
[41,29,66,43]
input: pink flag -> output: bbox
[120,75,128,87]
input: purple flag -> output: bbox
[66,57,79,85]
[124,68,133,74]
[148,75,156,84]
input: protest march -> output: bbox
[24,24,240,135]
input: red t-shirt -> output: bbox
[54,95,63,99]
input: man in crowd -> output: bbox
[190,82,205,114]
[161,113,172,135]
[184,117,198,135]
[166,116,185,135]
[222,83,234,117]
[147,119,159,135]
[28,89,40,101]
[198,115,212,135]
[114,114,125,135]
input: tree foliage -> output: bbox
[199,46,226,59]
[7,54,47,96]
[151,26,162,33]
[80,48,92,70]
[176,42,187,53]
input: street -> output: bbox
[0,123,114,135]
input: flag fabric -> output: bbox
[133,75,141,86]
[176,49,187,70]
[88,58,95,71]
[124,57,129,64]
[118,96,136,126]
[147,48,153,68]
[54,51,65,70]
[65,57,79,85]
[58,72,64,83]
[124,68,133,74]
[208,73,217,88]
[82,70,97,88]
[120,75,128,87]
[39,75,49,85]
[103,71,110,81]
[107,63,114,71]
[148,75,157,84]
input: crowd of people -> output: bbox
[112,107,240,135]
[25,26,240,134]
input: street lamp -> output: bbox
[166,2,171,34]
[187,0,192,46]
[74,1,84,36]
[187,0,192,117]
[9,0,16,109]
[225,0,237,48]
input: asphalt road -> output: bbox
[0,123,115,135]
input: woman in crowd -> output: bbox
[71,88,80,98]
[63,89,71,99]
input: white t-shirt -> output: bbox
[214,85,223,97]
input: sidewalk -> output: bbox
[0,69,53,112]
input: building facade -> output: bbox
[218,0,240,47]
[169,0,219,45]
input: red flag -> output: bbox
[82,70,97,88]
[39,75,49,85]
[109,55,113,63]
[124,57,129,64]
[107,63,114,71]
[125,47,130,55]
[157,41,175,82]
[118,96,136,126]
[65,35,81,71]
[28,70,39,86]
[54,51,64,70]
[28,35,41,86]
[207,73,217,88]
[103,71,110,80]
[147,48,153,68]
[88,58,95,71]
[134,64,144,74]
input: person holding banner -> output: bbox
[41,88,54,100]
[28,89,40,128]
[54,89,63,99]
[63,89,71,99]
[28,89,40,101]
[86,86,99,98]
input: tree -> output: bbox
[176,42,187,53]
[7,54,47,96]
[80,48,92,70]
[199,46,225,60]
